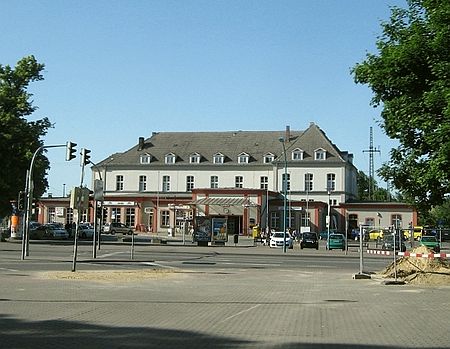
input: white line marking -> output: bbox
[220,304,262,323]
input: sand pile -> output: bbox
[381,246,450,285]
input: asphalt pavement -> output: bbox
[0,238,449,349]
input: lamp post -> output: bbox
[327,187,332,245]
[278,137,288,253]
[305,173,311,230]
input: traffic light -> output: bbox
[66,141,77,161]
[81,148,91,166]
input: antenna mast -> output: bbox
[363,127,381,200]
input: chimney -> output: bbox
[285,125,291,143]
[138,137,144,151]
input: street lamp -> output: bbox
[326,186,332,244]
[278,137,288,253]
[305,173,312,230]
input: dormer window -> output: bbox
[190,153,201,164]
[238,152,249,164]
[140,153,152,164]
[264,153,275,164]
[213,153,225,164]
[314,148,326,160]
[165,153,176,164]
[291,148,304,161]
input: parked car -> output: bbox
[326,233,346,251]
[43,224,69,239]
[103,222,133,235]
[300,232,319,250]
[29,222,45,240]
[368,229,385,241]
[78,223,95,239]
[420,235,440,252]
[269,232,294,249]
[381,234,406,252]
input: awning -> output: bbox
[190,197,258,207]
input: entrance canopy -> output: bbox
[190,197,258,207]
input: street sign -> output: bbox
[94,179,104,201]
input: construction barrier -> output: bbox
[367,249,450,259]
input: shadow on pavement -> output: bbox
[0,314,446,349]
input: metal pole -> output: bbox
[22,144,66,259]
[279,138,288,253]
[327,190,331,243]
[359,225,364,274]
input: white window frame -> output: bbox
[260,176,268,190]
[314,148,326,160]
[210,175,218,189]
[327,173,336,191]
[305,173,313,192]
[165,153,176,164]
[140,153,152,164]
[189,153,201,164]
[235,176,243,188]
[116,175,124,191]
[238,152,249,164]
[213,153,224,164]
[139,175,147,192]
[162,175,170,192]
[264,153,275,164]
[186,175,194,192]
[291,148,304,160]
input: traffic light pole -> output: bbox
[21,144,66,260]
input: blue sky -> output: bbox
[1,0,406,196]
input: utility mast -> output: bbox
[363,127,381,200]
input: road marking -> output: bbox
[97,252,127,259]
[0,267,19,272]
[219,304,262,323]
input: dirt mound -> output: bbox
[380,246,450,285]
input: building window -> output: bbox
[140,154,152,164]
[260,176,268,190]
[186,175,194,192]
[238,152,249,164]
[264,153,274,164]
[270,212,280,230]
[315,148,326,160]
[213,153,224,164]
[365,217,375,227]
[139,175,147,192]
[47,207,55,223]
[165,153,176,164]
[126,208,136,228]
[210,175,218,189]
[162,175,170,192]
[301,211,310,227]
[305,173,313,192]
[235,176,243,188]
[291,148,304,160]
[282,173,290,191]
[65,207,74,224]
[111,207,121,223]
[327,173,336,191]
[190,153,201,164]
[116,175,124,191]
[391,214,402,228]
[161,210,170,227]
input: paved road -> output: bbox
[1,240,449,349]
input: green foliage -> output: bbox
[0,56,51,216]
[356,170,393,201]
[353,0,450,212]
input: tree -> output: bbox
[0,56,51,217]
[356,170,392,202]
[352,0,450,212]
